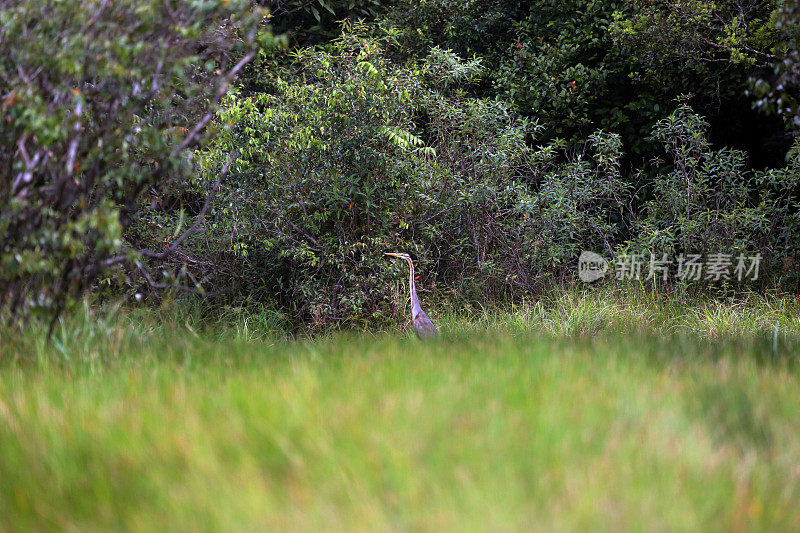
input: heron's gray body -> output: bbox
[412,308,438,339]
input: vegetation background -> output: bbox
[1,0,799,332]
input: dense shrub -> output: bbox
[187,28,631,328]
[190,25,424,328]
[629,102,800,282]
[189,23,796,328]
[417,65,629,297]
[492,0,635,144]
[610,0,779,69]
[0,0,268,326]
[377,0,524,58]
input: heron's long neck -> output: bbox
[406,258,422,316]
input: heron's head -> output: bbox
[385,252,412,264]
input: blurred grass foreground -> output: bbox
[1,289,800,531]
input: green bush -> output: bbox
[194,24,422,329]
[416,75,629,297]
[189,27,631,328]
[629,102,800,282]
[0,0,267,327]
[382,0,792,163]
[493,0,631,143]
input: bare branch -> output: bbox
[82,0,110,32]
[12,135,43,196]
[140,154,235,260]
[65,98,84,178]
[171,50,256,157]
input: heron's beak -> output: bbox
[384,252,402,265]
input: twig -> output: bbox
[171,50,255,157]
[140,154,235,260]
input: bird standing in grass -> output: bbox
[385,252,438,339]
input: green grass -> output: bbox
[1,288,800,531]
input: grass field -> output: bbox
[1,289,799,531]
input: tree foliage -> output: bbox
[750,2,800,128]
[631,101,800,269]
[261,0,384,44]
[0,0,269,326]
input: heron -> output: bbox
[385,252,438,339]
